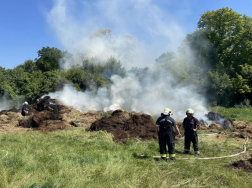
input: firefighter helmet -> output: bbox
[163,108,172,116]
[186,108,194,115]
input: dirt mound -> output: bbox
[0,107,20,115]
[18,96,74,132]
[233,121,252,129]
[208,123,223,129]
[89,109,158,143]
[1,99,252,142]
[62,110,111,129]
[226,159,252,172]
[0,107,24,133]
[230,121,252,139]
[0,96,111,134]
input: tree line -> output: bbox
[1,8,252,107]
[156,7,252,106]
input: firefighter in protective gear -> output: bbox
[156,108,182,161]
[183,108,201,156]
[21,102,29,116]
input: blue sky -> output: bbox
[1,0,252,70]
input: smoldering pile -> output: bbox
[89,109,158,143]
[1,97,252,140]
[0,96,109,133]
[200,112,234,129]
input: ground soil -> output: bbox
[226,158,252,172]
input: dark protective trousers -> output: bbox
[158,131,175,155]
[184,131,199,152]
[21,111,26,116]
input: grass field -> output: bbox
[0,107,252,187]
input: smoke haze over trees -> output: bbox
[1,8,252,117]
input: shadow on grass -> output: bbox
[175,150,184,154]
[132,152,170,162]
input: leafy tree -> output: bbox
[61,64,110,92]
[198,8,252,70]
[103,57,126,79]
[82,58,105,75]
[35,46,67,72]
[24,70,60,101]
[0,67,6,96]
[180,8,252,105]
[61,67,89,91]
[155,52,189,86]
[207,70,232,104]
[128,67,149,82]
[22,59,37,73]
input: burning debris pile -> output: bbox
[0,96,109,133]
[200,112,234,129]
[1,97,252,141]
[89,109,158,143]
[198,112,252,139]
[18,96,73,131]
[0,107,25,134]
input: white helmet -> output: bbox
[186,108,194,115]
[24,101,28,105]
[163,108,172,116]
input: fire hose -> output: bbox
[1,150,8,159]
[139,137,248,160]
[198,133,219,136]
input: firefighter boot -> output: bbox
[194,151,200,157]
[170,157,175,161]
[161,157,167,161]
[169,154,176,161]
[161,154,167,161]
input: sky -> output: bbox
[0,0,252,70]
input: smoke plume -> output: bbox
[45,0,208,121]
[0,94,12,111]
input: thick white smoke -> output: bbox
[46,0,186,69]
[45,0,208,121]
[0,94,12,111]
[46,73,207,121]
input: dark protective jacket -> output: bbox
[21,105,26,116]
[156,115,176,133]
[183,117,200,132]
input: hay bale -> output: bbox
[208,123,223,130]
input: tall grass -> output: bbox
[0,127,252,188]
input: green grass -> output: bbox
[0,128,252,188]
[0,106,252,187]
[210,106,252,123]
